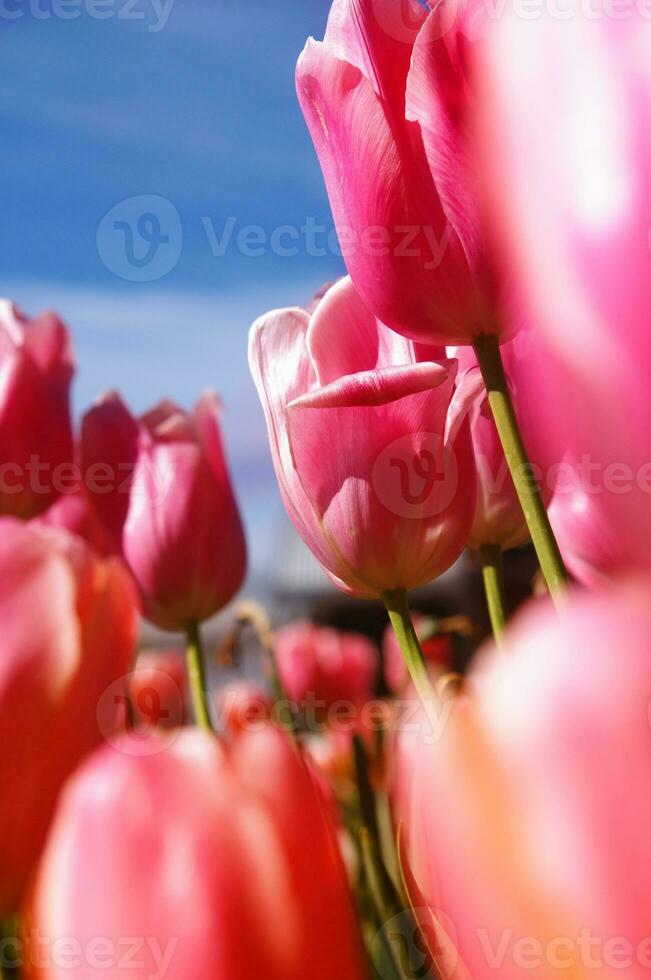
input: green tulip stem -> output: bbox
[473,334,568,600]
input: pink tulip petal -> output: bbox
[288,361,451,410]
[322,0,427,109]
[307,276,415,384]
[286,372,475,594]
[406,3,484,279]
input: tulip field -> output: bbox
[2,0,651,978]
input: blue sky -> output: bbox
[3,0,345,587]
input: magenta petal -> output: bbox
[307,277,415,384]
[406,4,484,279]
[289,362,451,410]
[323,0,427,109]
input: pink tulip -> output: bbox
[274,621,377,716]
[128,649,187,730]
[296,0,498,344]
[25,727,368,980]
[546,461,627,587]
[81,390,139,554]
[34,487,111,556]
[249,276,477,597]
[0,518,138,917]
[81,391,246,630]
[476,10,651,576]
[0,301,74,519]
[400,578,651,980]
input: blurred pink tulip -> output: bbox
[0,518,138,917]
[296,0,497,344]
[81,390,139,554]
[26,727,368,980]
[400,578,651,980]
[0,301,75,519]
[477,10,651,576]
[274,621,377,716]
[249,276,477,597]
[128,649,187,730]
[547,462,626,587]
[34,488,111,556]
[81,390,246,630]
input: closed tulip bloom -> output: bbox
[26,727,368,980]
[0,518,138,917]
[274,621,377,714]
[400,578,651,980]
[477,10,651,575]
[249,277,477,598]
[0,301,75,519]
[296,0,497,344]
[82,391,246,630]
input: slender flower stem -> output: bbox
[382,588,432,703]
[185,620,213,731]
[473,334,568,599]
[480,543,506,644]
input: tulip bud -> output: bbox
[81,391,247,630]
[0,518,138,916]
[26,728,368,980]
[249,277,477,598]
[0,301,75,519]
[296,0,499,345]
[399,578,651,980]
